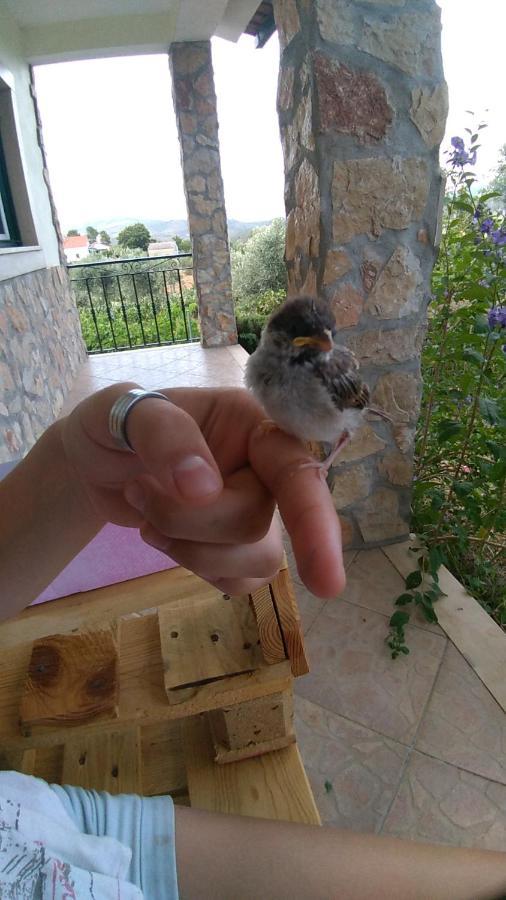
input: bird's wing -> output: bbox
[314,347,370,411]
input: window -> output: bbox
[0,131,21,246]
[0,67,38,253]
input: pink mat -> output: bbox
[34,523,177,604]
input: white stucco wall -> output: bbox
[0,7,60,282]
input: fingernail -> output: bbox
[173,455,222,500]
[124,481,145,513]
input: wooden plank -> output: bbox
[207,689,294,751]
[62,728,141,794]
[250,586,287,665]
[0,615,293,749]
[211,733,296,764]
[20,629,119,730]
[183,715,320,825]
[0,748,37,776]
[270,569,309,677]
[383,541,506,712]
[141,721,187,797]
[158,594,262,693]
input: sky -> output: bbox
[33,0,505,233]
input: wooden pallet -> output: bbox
[0,562,318,824]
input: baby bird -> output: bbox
[246,296,383,472]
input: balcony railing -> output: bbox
[68,253,199,353]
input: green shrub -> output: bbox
[387,128,506,656]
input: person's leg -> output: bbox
[175,806,506,900]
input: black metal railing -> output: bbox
[68,253,199,353]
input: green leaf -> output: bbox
[479,397,503,426]
[406,570,423,589]
[478,191,501,202]
[473,314,491,335]
[421,605,439,624]
[454,481,474,499]
[428,546,444,578]
[486,440,506,461]
[400,646,410,655]
[437,420,464,442]
[395,593,414,606]
[452,199,475,213]
[462,347,486,367]
[389,610,410,628]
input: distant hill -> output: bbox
[69,217,274,243]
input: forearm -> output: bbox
[0,419,105,620]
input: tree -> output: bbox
[488,144,506,211]
[231,218,287,300]
[99,230,111,245]
[117,223,152,252]
[86,225,98,242]
[67,228,79,237]
[173,234,192,253]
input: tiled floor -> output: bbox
[61,342,247,414]
[62,344,506,851]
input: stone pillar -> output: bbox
[274,0,447,548]
[169,41,237,347]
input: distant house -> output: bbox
[89,240,110,254]
[148,240,178,257]
[63,235,89,263]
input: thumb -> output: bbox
[124,391,223,506]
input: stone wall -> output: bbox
[169,41,237,347]
[0,266,87,462]
[274,0,447,548]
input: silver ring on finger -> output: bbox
[108,388,170,452]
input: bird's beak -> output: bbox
[292,331,333,352]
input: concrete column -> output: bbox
[169,41,237,347]
[274,0,447,548]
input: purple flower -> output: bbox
[488,306,506,329]
[448,136,478,168]
[491,228,506,246]
[481,218,494,235]
[473,205,483,222]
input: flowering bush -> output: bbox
[388,126,506,657]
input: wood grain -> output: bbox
[0,615,292,749]
[141,721,187,797]
[158,593,262,694]
[383,540,506,712]
[270,569,309,677]
[20,629,119,730]
[183,715,321,824]
[62,728,141,794]
[250,586,287,665]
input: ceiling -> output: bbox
[0,0,268,63]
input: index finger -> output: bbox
[248,426,345,599]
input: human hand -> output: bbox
[62,383,345,598]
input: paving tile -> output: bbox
[342,548,444,635]
[296,601,446,744]
[416,643,506,784]
[294,695,408,831]
[292,580,327,635]
[382,750,506,850]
